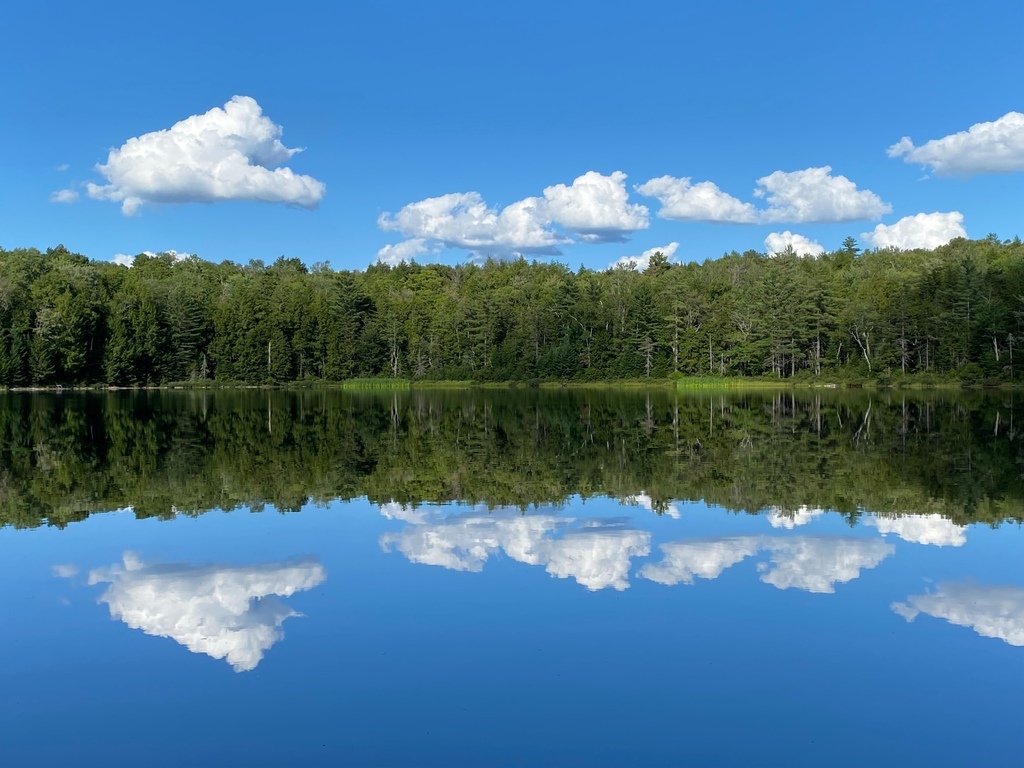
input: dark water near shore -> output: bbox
[1,389,1021,766]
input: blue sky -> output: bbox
[2,0,1021,270]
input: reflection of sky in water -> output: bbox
[68,553,325,671]
[8,495,1021,767]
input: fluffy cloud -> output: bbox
[861,211,966,251]
[892,582,1024,646]
[376,238,435,267]
[49,188,79,203]
[377,171,648,259]
[635,176,758,223]
[637,167,888,225]
[758,537,894,593]
[611,242,680,271]
[378,191,566,258]
[756,166,891,223]
[87,95,325,215]
[863,514,967,547]
[541,171,649,242]
[111,249,194,268]
[379,506,650,591]
[887,112,1024,176]
[764,231,825,258]
[765,506,826,529]
[640,537,761,586]
[87,552,326,672]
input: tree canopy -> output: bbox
[1,236,1022,385]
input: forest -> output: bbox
[0,388,1020,530]
[0,236,1022,386]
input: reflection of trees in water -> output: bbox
[1,388,1021,529]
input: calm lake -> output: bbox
[2,389,1021,766]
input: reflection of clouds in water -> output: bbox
[893,583,1024,647]
[627,493,681,519]
[758,537,894,594]
[640,537,761,585]
[86,552,326,672]
[379,507,650,591]
[641,536,894,594]
[766,506,825,529]
[379,501,430,525]
[863,514,967,547]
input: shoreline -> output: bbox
[1,377,1018,393]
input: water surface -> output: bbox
[2,390,1021,766]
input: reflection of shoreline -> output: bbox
[893,583,1024,647]
[68,553,326,672]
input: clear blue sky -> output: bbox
[2,0,1021,269]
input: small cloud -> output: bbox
[611,242,679,271]
[50,188,79,204]
[376,238,435,266]
[111,250,194,268]
[764,232,824,258]
[861,212,966,251]
[52,563,80,578]
[56,163,70,172]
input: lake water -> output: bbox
[1,389,1021,766]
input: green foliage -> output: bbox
[0,236,1023,385]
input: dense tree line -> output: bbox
[1,236,1023,385]
[1,389,1020,530]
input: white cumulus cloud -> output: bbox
[861,211,966,251]
[758,537,894,594]
[764,232,825,258]
[86,95,326,215]
[611,242,680,271]
[635,175,758,223]
[541,170,649,242]
[863,514,967,547]
[888,112,1024,176]
[49,188,79,203]
[376,238,435,266]
[379,507,650,591]
[378,191,566,258]
[87,552,326,672]
[893,582,1024,646]
[756,166,891,223]
[640,537,761,586]
[378,171,648,259]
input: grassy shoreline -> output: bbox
[1,374,1019,393]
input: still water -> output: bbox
[1,389,1021,766]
